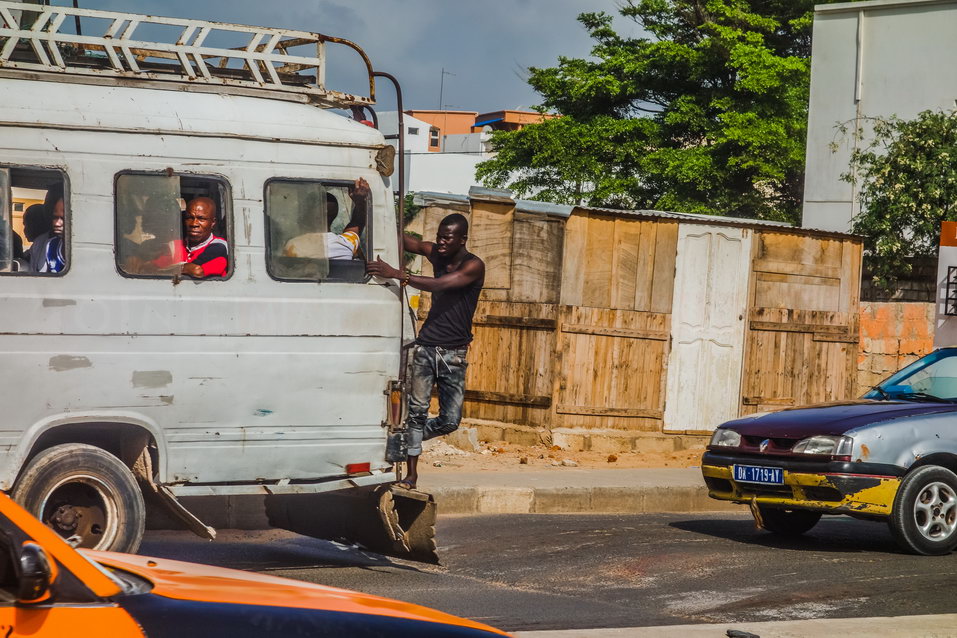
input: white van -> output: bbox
[0,1,428,559]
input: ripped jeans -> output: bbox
[405,344,468,457]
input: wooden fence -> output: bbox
[409,190,864,451]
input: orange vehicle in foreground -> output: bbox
[0,492,508,637]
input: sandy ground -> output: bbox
[420,439,705,473]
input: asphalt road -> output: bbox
[140,512,957,633]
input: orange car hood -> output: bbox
[84,550,508,636]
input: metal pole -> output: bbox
[72,0,81,36]
[438,66,444,110]
[372,71,407,385]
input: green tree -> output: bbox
[477,0,836,222]
[845,110,957,288]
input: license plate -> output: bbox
[733,465,783,485]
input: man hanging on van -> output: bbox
[367,214,485,489]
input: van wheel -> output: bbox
[756,505,822,536]
[889,465,957,556]
[12,444,145,554]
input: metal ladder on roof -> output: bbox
[0,0,375,107]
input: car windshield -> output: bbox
[867,348,957,402]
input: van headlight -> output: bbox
[792,435,853,456]
[710,429,741,447]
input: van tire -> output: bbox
[12,443,145,554]
[889,465,957,556]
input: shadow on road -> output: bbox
[669,515,903,554]
[139,530,426,574]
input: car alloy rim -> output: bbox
[913,481,957,542]
[38,475,119,550]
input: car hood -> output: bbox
[84,550,508,636]
[721,400,957,438]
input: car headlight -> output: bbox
[792,435,853,456]
[710,429,741,447]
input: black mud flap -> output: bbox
[264,485,438,564]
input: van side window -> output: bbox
[265,178,371,283]
[115,173,231,280]
[0,167,68,276]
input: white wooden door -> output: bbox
[663,224,751,432]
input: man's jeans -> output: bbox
[406,344,468,457]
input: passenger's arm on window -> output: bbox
[343,177,371,235]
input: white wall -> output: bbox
[803,0,957,232]
[378,111,486,195]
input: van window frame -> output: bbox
[0,164,71,278]
[263,176,373,284]
[113,170,235,282]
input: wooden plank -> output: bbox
[750,321,851,334]
[633,221,657,312]
[469,201,514,290]
[742,396,795,406]
[556,405,664,418]
[476,315,557,330]
[511,213,563,304]
[560,212,588,306]
[562,324,669,341]
[752,259,842,279]
[611,217,641,310]
[465,390,552,408]
[581,214,615,308]
[649,222,678,314]
[812,333,860,344]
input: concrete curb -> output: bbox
[513,613,957,637]
[426,484,741,516]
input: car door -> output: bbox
[0,493,145,637]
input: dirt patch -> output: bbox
[421,438,705,473]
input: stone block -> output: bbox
[432,487,479,515]
[446,426,480,452]
[533,487,591,514]
[551,431,586,451]
[588,434,634,454]
[476,487,533,514]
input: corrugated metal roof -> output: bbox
[411,190,859,240]
[585,207,793,227]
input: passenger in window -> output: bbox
[282,177,369,260]
[22,203,49,245]
[26,185,65,273]
[153,197,228,278]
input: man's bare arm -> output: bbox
[403,233,433,258]
[366,256,483,293]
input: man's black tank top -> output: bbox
[417,252,484,347]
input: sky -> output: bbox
[46,0,636,114]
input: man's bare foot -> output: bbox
[395,478,416,490]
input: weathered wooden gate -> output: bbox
[739,231,862,414]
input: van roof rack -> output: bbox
[0,0,375,108]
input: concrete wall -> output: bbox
[803,0,957,232]
[857,301,935,396]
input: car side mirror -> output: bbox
[17,542,53,604]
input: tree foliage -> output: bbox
[846,110,957,287]
[477,0,831,222]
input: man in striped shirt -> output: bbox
[282,178,370,261]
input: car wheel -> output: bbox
[756,505,822,536]
[12,443,145,554]
[889,465,957,556]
